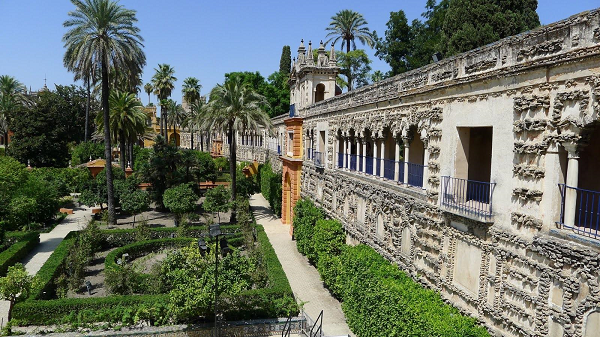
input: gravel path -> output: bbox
[249,193,353,337]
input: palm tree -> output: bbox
[95,91,148,171]
[151,64,176,139]
[325,9,375,53]
[144,83,152,105]
[0,75,26,146]
[63,0,146,226]
[201,77,272,201]
[186,99,207,151]
[166,99,184,146]
[182,77,201,149]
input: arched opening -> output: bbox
[169,132,181,147]
[579,125,600,192]
[365,130,374,175]
[283,173,292,224]
[315,83,325,103]
[407,126,425,187]
[337,131,344,168]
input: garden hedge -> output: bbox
[292,198,490,337]
[0,232,39,276]
[104,237,195,273]
[100,225,241,248]
[13,225,296,325]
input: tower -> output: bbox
[289,40,339,110]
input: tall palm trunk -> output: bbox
[85,78,90,142]
[119,132,126,172]
[101,52,116,226]
[159,103,164,136]
[200,133,204,152]
[129,140,134,169]
[229,122,236,199]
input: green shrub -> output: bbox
[259,163,282,217]
[291,201,490,337]
[0,232,39,276]
[292,198,323,259]
[163,183,198,222]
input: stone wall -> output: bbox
[236,9,600,337]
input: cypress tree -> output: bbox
[279,46,291,75]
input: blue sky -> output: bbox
[0,0,598,106]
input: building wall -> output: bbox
[235,9,600,337]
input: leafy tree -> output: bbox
[325,10,375,53]
[71,141,105,166]
[120,189,149,226]
[279,45,291,74]
[0,263,32,319]
[63,0,146,226]
[371,70,386,83]
[214,157,228,172]
[151,64,177,138]
[203,186,232,223]
[200,76,273,202]
[337,50,372,91]
[8,85,89,167]
[140,136,181,208]
[224,71,289,118]
[163,183,198,224]
[374,10,414,75]
[441,0,539,56]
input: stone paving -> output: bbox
[249,194,353,337]
[0,206,92,328]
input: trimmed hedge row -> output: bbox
[293,198,490,337]
[0,232,40,276]
[100,225,240,248]
[104,237,195,273]
[13,295,168,326]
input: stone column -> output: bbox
[564,143,580,228]
[357,138,362,173]
[346,138,351,170]
[380,139,385,179]
[394,139,401,182]
[362,140,367,174]
[342,136,347,169]
[403,138,410,184]
[422,140,430,190]
[373,139,379,176]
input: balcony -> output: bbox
[440,176,496,221]
[558,184,600,239]
[313,151,325,168]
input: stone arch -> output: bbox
[315,83,325,103]
[169,132,181,147]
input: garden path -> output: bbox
[0,206,92,328]
[249,194,353,337]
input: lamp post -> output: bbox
[198,224,229,337]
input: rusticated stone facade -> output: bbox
[231,9,600,337]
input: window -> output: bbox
[315,83,325,103]
[287,131,294,157]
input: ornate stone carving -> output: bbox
[511,212,543,230]
[517,39,563,61]
[513,188,543,202]
[513,164,545,179]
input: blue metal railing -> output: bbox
[337,152,344,168]
[365,156,374,175]
[407,162,426,188]
[441,176,496,219]
[349,154,357,171]
[383,159,395,180]
[313,151,324,168]
[289,104,296,117]
[559,184,600,238]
